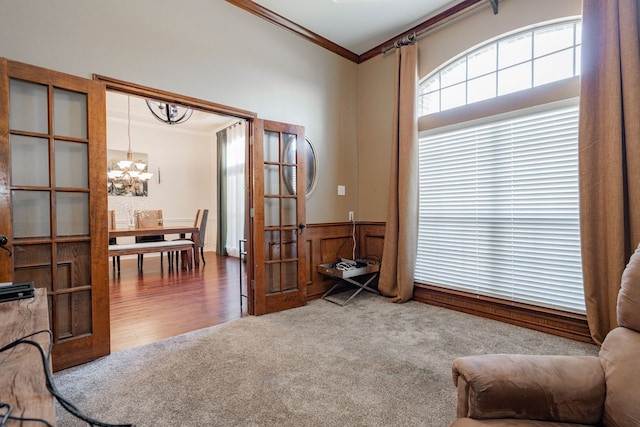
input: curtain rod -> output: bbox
[381,0,494,56]
[224,120,246,131]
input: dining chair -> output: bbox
[194,209,208,265]
[170,209,208,268]
[108,210,120,271]
[134,209,168,270]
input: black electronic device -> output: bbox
[0,281,35,303]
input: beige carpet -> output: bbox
[53,292,598,426]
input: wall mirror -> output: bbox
[283,136,318,198]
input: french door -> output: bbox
[0,59,109,371]
[251,119,307,315]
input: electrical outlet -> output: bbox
[348,211,354,221]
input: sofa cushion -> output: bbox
[599,327,640,426]
[450,419,593,427]
[452,355,604,423]
[617,244,640,332]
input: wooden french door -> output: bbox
[0,59,109,371]
[251,119,307,315]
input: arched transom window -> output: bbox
[419,19,582,116]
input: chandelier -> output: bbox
[145,100,193,125]
[107,96,153,197]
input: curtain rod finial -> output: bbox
[489,0,498,15]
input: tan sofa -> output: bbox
[449,246,640,426]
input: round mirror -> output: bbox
[282,136,318,198]
[303,137,318,198]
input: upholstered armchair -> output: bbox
[450,246,640,426]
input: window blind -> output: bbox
[415,104,585,314]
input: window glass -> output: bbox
[498,63,531,96]
[498,33,532,68]
[422,76,439,93]
[418,19,581,116]
[440,58,467,87]
[441,83,466,111]
[534,49,574,86]
[534,23,574,57]
[468,45,497,79]
[421,91,440,116]
[467,74,496,103]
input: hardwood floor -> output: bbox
[109,251,248,353]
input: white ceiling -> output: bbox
[251,0,461,55]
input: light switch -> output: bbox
[338,185,345,196]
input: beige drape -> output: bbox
[579,0,640,344]
[378,43,419,303]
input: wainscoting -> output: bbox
[303,222,385,299]
[304,221,592,343]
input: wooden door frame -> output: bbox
[94,75,258,315]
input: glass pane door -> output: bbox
[252,119,306,315]
[1,59,109,371]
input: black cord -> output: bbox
[6,414,54,427]
[0,402,12,426]
[1,330,135,427]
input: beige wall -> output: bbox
[0,0,583,225]
[0,0,359,224]
[356,0,582,222]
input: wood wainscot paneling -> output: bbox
[305,221,591,343]
[413,284,593,343]
[304,222,385,299]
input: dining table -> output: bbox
[108,225,200,268]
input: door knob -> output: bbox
[0,235,12,256]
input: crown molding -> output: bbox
[359,0,484,62]
[226,0,486,64]
[225,0,360,63]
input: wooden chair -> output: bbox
[194,209,208,265]
[134,209,168,270]
[170,209,208,268]
[108,210,120,271]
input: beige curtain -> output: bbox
[579,0,640,344]
[378,43,419,303]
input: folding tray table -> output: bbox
[318,260,380,306]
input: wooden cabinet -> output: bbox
[0,287,55,426]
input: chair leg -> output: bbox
[138,254,143,271]
[117,256,121,272]
[200,247,205,265]
[185,249,193,270]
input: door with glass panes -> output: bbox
[0,58,109,371]
[251,119,307,315]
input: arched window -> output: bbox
[418,19,581,116]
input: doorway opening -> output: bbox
[97,75,256,351]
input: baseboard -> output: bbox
[413,284,594,343]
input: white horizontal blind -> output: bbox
[416,104,585,314]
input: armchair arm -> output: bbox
[452,354,605,424]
